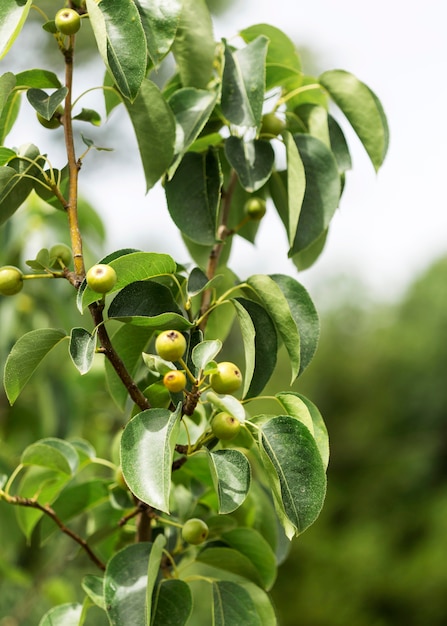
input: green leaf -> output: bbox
[233,298,277,398]
[259,415,327,538]
[69,327,97,375]
[15,69,62,89]
[319,69,389,171]
[120,405,182,512]
[246,275,300,383]
[230,300,255,397]
[124,78,176,190]
[0,71,16,116]
[151,579,192,626]
[206,391,246,424]
[171,0,215,88]
[328,114,352,173]
[291,228,328,271]
[275,392,314,435]
[108,280,193,330]
[222,528,277,590]
[73,108,102,126]
[26,87,67,119]
[240,582,277,626]
[191,339,222,374]
[82,575,106,610]
[104,542,153,626]
[0,84,20,142]
[105,324,153,410]
[38,603,83,626]
[207,448,251,514]
[86,0,147,101]
[21,438,79,475]
[286,392,329,469]
[212,580,261,626]
[270,274,319,376]
[134,0,182,67]
[290,134,341,255]
[146,534,166,625]
[224,137,274,192]
[3,328,67,405]
[168,87,219,175]
[79,250,176,309]
[0,143,45,225]
[0,0,33,59]
[165,150,221,245]
[221,36,268,129]
[283,130,305,248]
[198,546,262,587]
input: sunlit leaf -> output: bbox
[0,0,33,59]
[38,603,83,626]
[21,438,79,475]
[69,327,97,375]
[207,448,251,514]
[134,0,182,67]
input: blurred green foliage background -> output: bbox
[1,198,447,624]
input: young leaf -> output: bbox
[206,391,246,424]
[104,542,153,626]
[21,438,79,476]
[290,134,341,255]
[221,36,268,129]
[212,580,262,626]
[319,69,389,171]
[37,603,83,626]
[4,328,67,405]
[165,150,221,245]
[207,448,251,514]
[69,327,97,375]
[86,0,147,101]
[26,87,67,120]
[171,0,215,89]
[82,575,106,610]
[120,405,182,513]
[151,579,192,626]
[191,339,222,373]
[270,274,319,376]
[224,137,274,192]
[134,0,182,67]
[245,275,300,383]
[222,528,277,590]
[259,415,327,538]
[0,0,33,59]
[123,77,176,189]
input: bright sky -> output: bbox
[3,0,446,303]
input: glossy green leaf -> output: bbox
[38,603,83,626]
[21,438,79,475]
[246,275,300,382]
[207,448,251,514]
[222,528,277,590]
[0,89,20,141]
[319,69,389,171]
[86,0,146,101]
[290,134,341,254]
[146,534,166,625]
[108,280,193,330]
[212,580,261,626]
[198,546,262,587]
[283,130,305,248]
[15,68,62,89]
[134,0,181,66]
[0,0,32,59]
[79,250,176,309]
[105,324,153,410]
[187,267,222,297]
[82,575,105,610]
[275,392,314,435]
[206,391,246,424]
[221,36,268,129]
[151,579,192,626]
[171,0,215,88]
[120,405,182,512]
[73,107,102,126]
[165,150,221,245]
[191,339,222,373]
[104,542,153,626]
[328,114,352,173]
[0,71,16,115]
[0,143,45,225]
[4,328,67,405]
[168,87,219,174]
[270,274,319,376]
[124,77,176,189]
[224,137,274,192]
[288,392,329,469]
[240,23,301,74]
[259,415,327,538]
[233,298,277,399]
[294,103,330,147]
[26,87,67,119]
[231,299,255,397]
[69,327,97,375]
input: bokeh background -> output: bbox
[1,0,447,624]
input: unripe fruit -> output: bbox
[209,362,242,395]
[155,330,187,361]
[50,243,72,267]
[37,108,63,130]
[260,112,285,137]
[181,518,209,545]
[0,266,24,296]
[86,264,117,294]
[244,197,266,220]
[55,8,81,35]
[163,370,187,393]
[211,412,241,441]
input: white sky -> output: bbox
[2,0,446,304]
